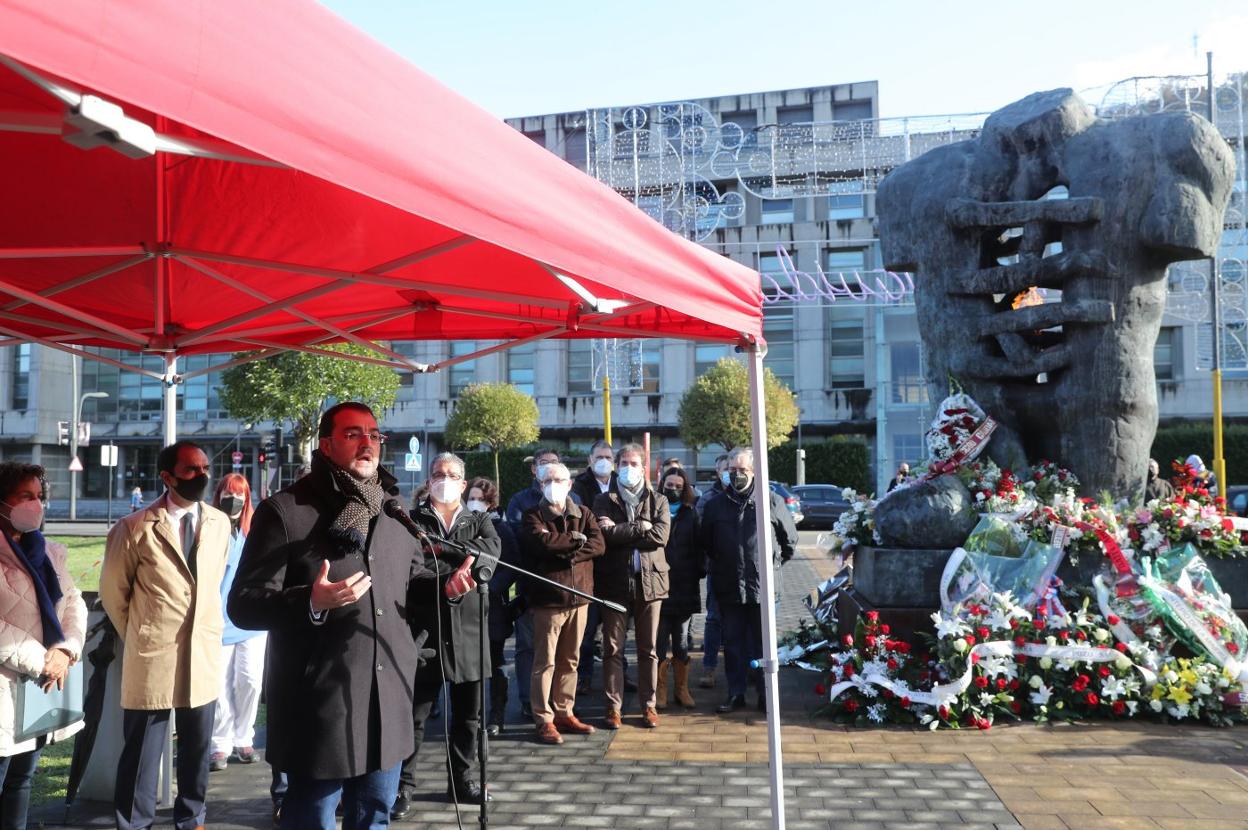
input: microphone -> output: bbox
[383,499,500,580]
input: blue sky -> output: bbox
[319,0,1246,119]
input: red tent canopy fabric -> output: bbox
[0,0,762,369]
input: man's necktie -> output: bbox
[181,512,197,579]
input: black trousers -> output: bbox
[399,672,482,794]
[114,701,216,830]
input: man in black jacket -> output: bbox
[393,452,501,816]
[701,447,797,714]
[229,403,472,830]
[570,440,615,693]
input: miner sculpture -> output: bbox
[878,89,1234,502]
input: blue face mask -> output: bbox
[719,470,731,487]
[618,465,643,489]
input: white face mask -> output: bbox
[431,479,462,506]
[543,482,570,505]
[591,458,613,477]
[2,500,43,534]
[465,499,488,513]
[618,466,644,489]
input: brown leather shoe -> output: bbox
[536,721,563,744]
[552,714,596,734]
[641,706,659,728]
[603,708,622,730]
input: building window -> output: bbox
[523,130,545,147]
[777,105,813,125]
[827,181,866,220]
[826,248,867,274]
[11,344,29,410]
[568,340,594,395]
[834,100,873,121]
[1155,327,1177,380]
[508,342,535,396]
[764,306,795,389]
[638,341,661,393]
[695,344,733,377]
[827,316,865,389]
[893,433,923,466]
[891,342,927,404]
[761,199,794,225]
[448,341,477,397]
[563,128,587,169]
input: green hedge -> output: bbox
[1151,423,1248,485]
[768,437,870,493]
[462,446,539,508]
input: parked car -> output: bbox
[1224,485,1248,517]
[791,484,851,529]
[769,481,804,526]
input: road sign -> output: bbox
[404,452,422,472]
[77,422,91,447]
[68,456,83,472]
[409,436,420,455]
[231,450,243,469]
[100,445,118,467]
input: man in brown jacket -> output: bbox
[102,440,231,830]
[519,462,604,745]
[592,443,670,729]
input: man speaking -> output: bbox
[229,402,471,829]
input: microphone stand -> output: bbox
[392,504,624,830]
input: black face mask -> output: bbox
[662,487,682,505]
[170,473,209,503]
[731,472,752,492]
[219,494,245,519]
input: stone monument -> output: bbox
[877,89,1234,502]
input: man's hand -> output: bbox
[569,531,587,548]
[41,647,71,692]
[310,559,372,612]
[597,517,615,529]
[444,556,477,600]
[638,520,653,532]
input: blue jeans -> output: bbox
[721,603,762,699]
[702,577,722,671]
[281,763,401,830]
[0,744,42,830]
[514,610,534,706]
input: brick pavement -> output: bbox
[31,538,1248,829]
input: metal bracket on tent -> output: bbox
[544,265,630,316]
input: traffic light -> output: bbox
[57,421,69,446]
[257,449,267,465]
[285,444,294,464]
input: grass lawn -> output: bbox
[31,735,75,809]
[48,536,106,593]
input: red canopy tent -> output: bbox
[0,0,787,823]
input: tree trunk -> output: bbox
[492,447,500,488]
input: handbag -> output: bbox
[14,660,84,742]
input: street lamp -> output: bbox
[69,387,109,521]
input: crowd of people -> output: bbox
[0,400,799,830]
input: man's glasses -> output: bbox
[431,472,463,482]
[341,429,388,445]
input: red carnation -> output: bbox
[1075,630,1087,642]
[1115,643,1128,653]
[938,705,950,719]
[843,664,855,678]
[1009,679,1020,691]
[865,635,877,648]
[814,683,827,696]
[1015,655,1029,665]
[1112,700,1126,716]
[901,696,912,708]
[865,611,880,623]
[1011,700,1022,713]
[1107,615,1121,625]
[996,678,1008,691]
[887,658,899,671]
[880,624,891,635]
[976,718,992,730]
[842,635,854,648]
[974,676,989,689]
[965,634,977,646]
[1085,692,1099,706]
[970,653,980,665]
[844,699,858,713]
[977,626,990,640]
[1014,636,1027,647]
[1072,675,1089,692]
[1098,666,1111,678]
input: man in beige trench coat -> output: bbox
[102,440,231,830]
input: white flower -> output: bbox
[953,638,969,654]
[1039,657,1053,670]
[1114,654,1133,671]
[842,487,856,501]
[932,613,970,640]
[1196,682,1213,696]
[979,693,996,706]
[1093,628,1110,643]
[1100,677,1128,701]
[1056,658,1078,673]
[1126,701,1139,716]
[1029,684,1053,706]
[867,703,887,723]
[1149,699,1164,713]
[1028,675,1044,689]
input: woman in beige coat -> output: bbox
[0,462,87,829]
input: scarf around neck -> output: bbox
[321,454,385,553]
[10,531,65,648]
[616,478,643,521]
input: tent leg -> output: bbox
[162,355,177,446]
[747,344,786,830]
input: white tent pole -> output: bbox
[747,341,786,830]
[162,354,177,447]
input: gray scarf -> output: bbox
[616,478,642,521]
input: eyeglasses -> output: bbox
[431,472,463,482]
[341,429,388,445]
